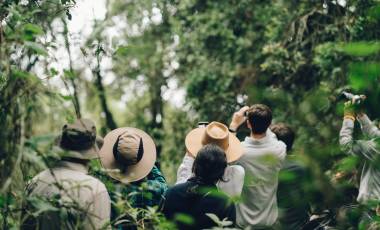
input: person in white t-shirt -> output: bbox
[229,105,286,229]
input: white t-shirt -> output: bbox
[236,130,286,228]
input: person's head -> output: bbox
[246,104,272,135]
[99,127,157,184]
[192,144,227,185]
[57,118,102,162]
[270,123,295,152]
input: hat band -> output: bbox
[112,134,144,169]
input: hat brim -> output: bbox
[185,128,243,163]
[99,127,156,183]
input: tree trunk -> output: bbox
[148,74,164,162]
[62,18,81,118]
[93,58,117,135]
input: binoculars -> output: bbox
[340,91,365,105]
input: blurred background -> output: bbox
[0,0,380,228]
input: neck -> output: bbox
[250,132,266,139]
[61,157,89,166]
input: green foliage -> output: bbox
[1,0,380,229]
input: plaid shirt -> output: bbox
[115,165,167,209]
[102,165,167,227]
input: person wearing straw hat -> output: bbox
[22,118,111,230]
[175,121,245,197]
[229,105,287,229]
[98,127,167,228]
[162,144,236,230]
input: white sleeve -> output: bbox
[175,155,194,185]
[358,114,380,138]
[217,165,245,198]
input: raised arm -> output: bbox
[339,118,356,154]
[339,118,379,161]
[229,106,250,135]
[357,113,380,138]
[175,154,194,185]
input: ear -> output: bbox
[246,120,251,129]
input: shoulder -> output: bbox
[224,165,245,178]
[274,140,287,158]
[89,176,108,193]
[75,173,108,194]
[166,181,189,193]
[164,181,190,201]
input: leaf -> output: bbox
[349,62,380,90]
[50,68,59,76]
[27,196,59,216]
[25,41,48,56]
[368,4,380,19]
[279,170,297,182]
[23,23,44,35]
[60,94,73,101]
[340,42,380,56]
[115,46,129,56]
[63,70,76,79]
[12,69,30,79]
[336,156,359,172]
[174,213,194,225]
[206,213,221,225]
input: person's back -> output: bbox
[162,144,236,229]
[271,123,310,229]
[22,119,111,230]
[277,159,310,229]
[26,161,110,230]
[163,179,235,230]
[229,105,286,228]
[237,131,286,227]
[98,127,167,229]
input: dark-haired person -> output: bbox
[271,123,310,230]
[229,105,286,228]
[339,101,380,226]
[176,121,245,198]
[162,144,236,230]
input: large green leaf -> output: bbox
[340,42,380,57]
[349,62,380,90]
[25,41,48,56]
[22,23,44,41]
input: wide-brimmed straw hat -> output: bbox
[57,118,103,160]
[99,127,156,183]
[185,121,243,162]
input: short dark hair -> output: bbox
[192,144,227,185]
[270,123,295,152]
[247,104,272,134]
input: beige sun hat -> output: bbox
[57,118,103,160]
[185,121,243,162]
[99,127,156,183]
